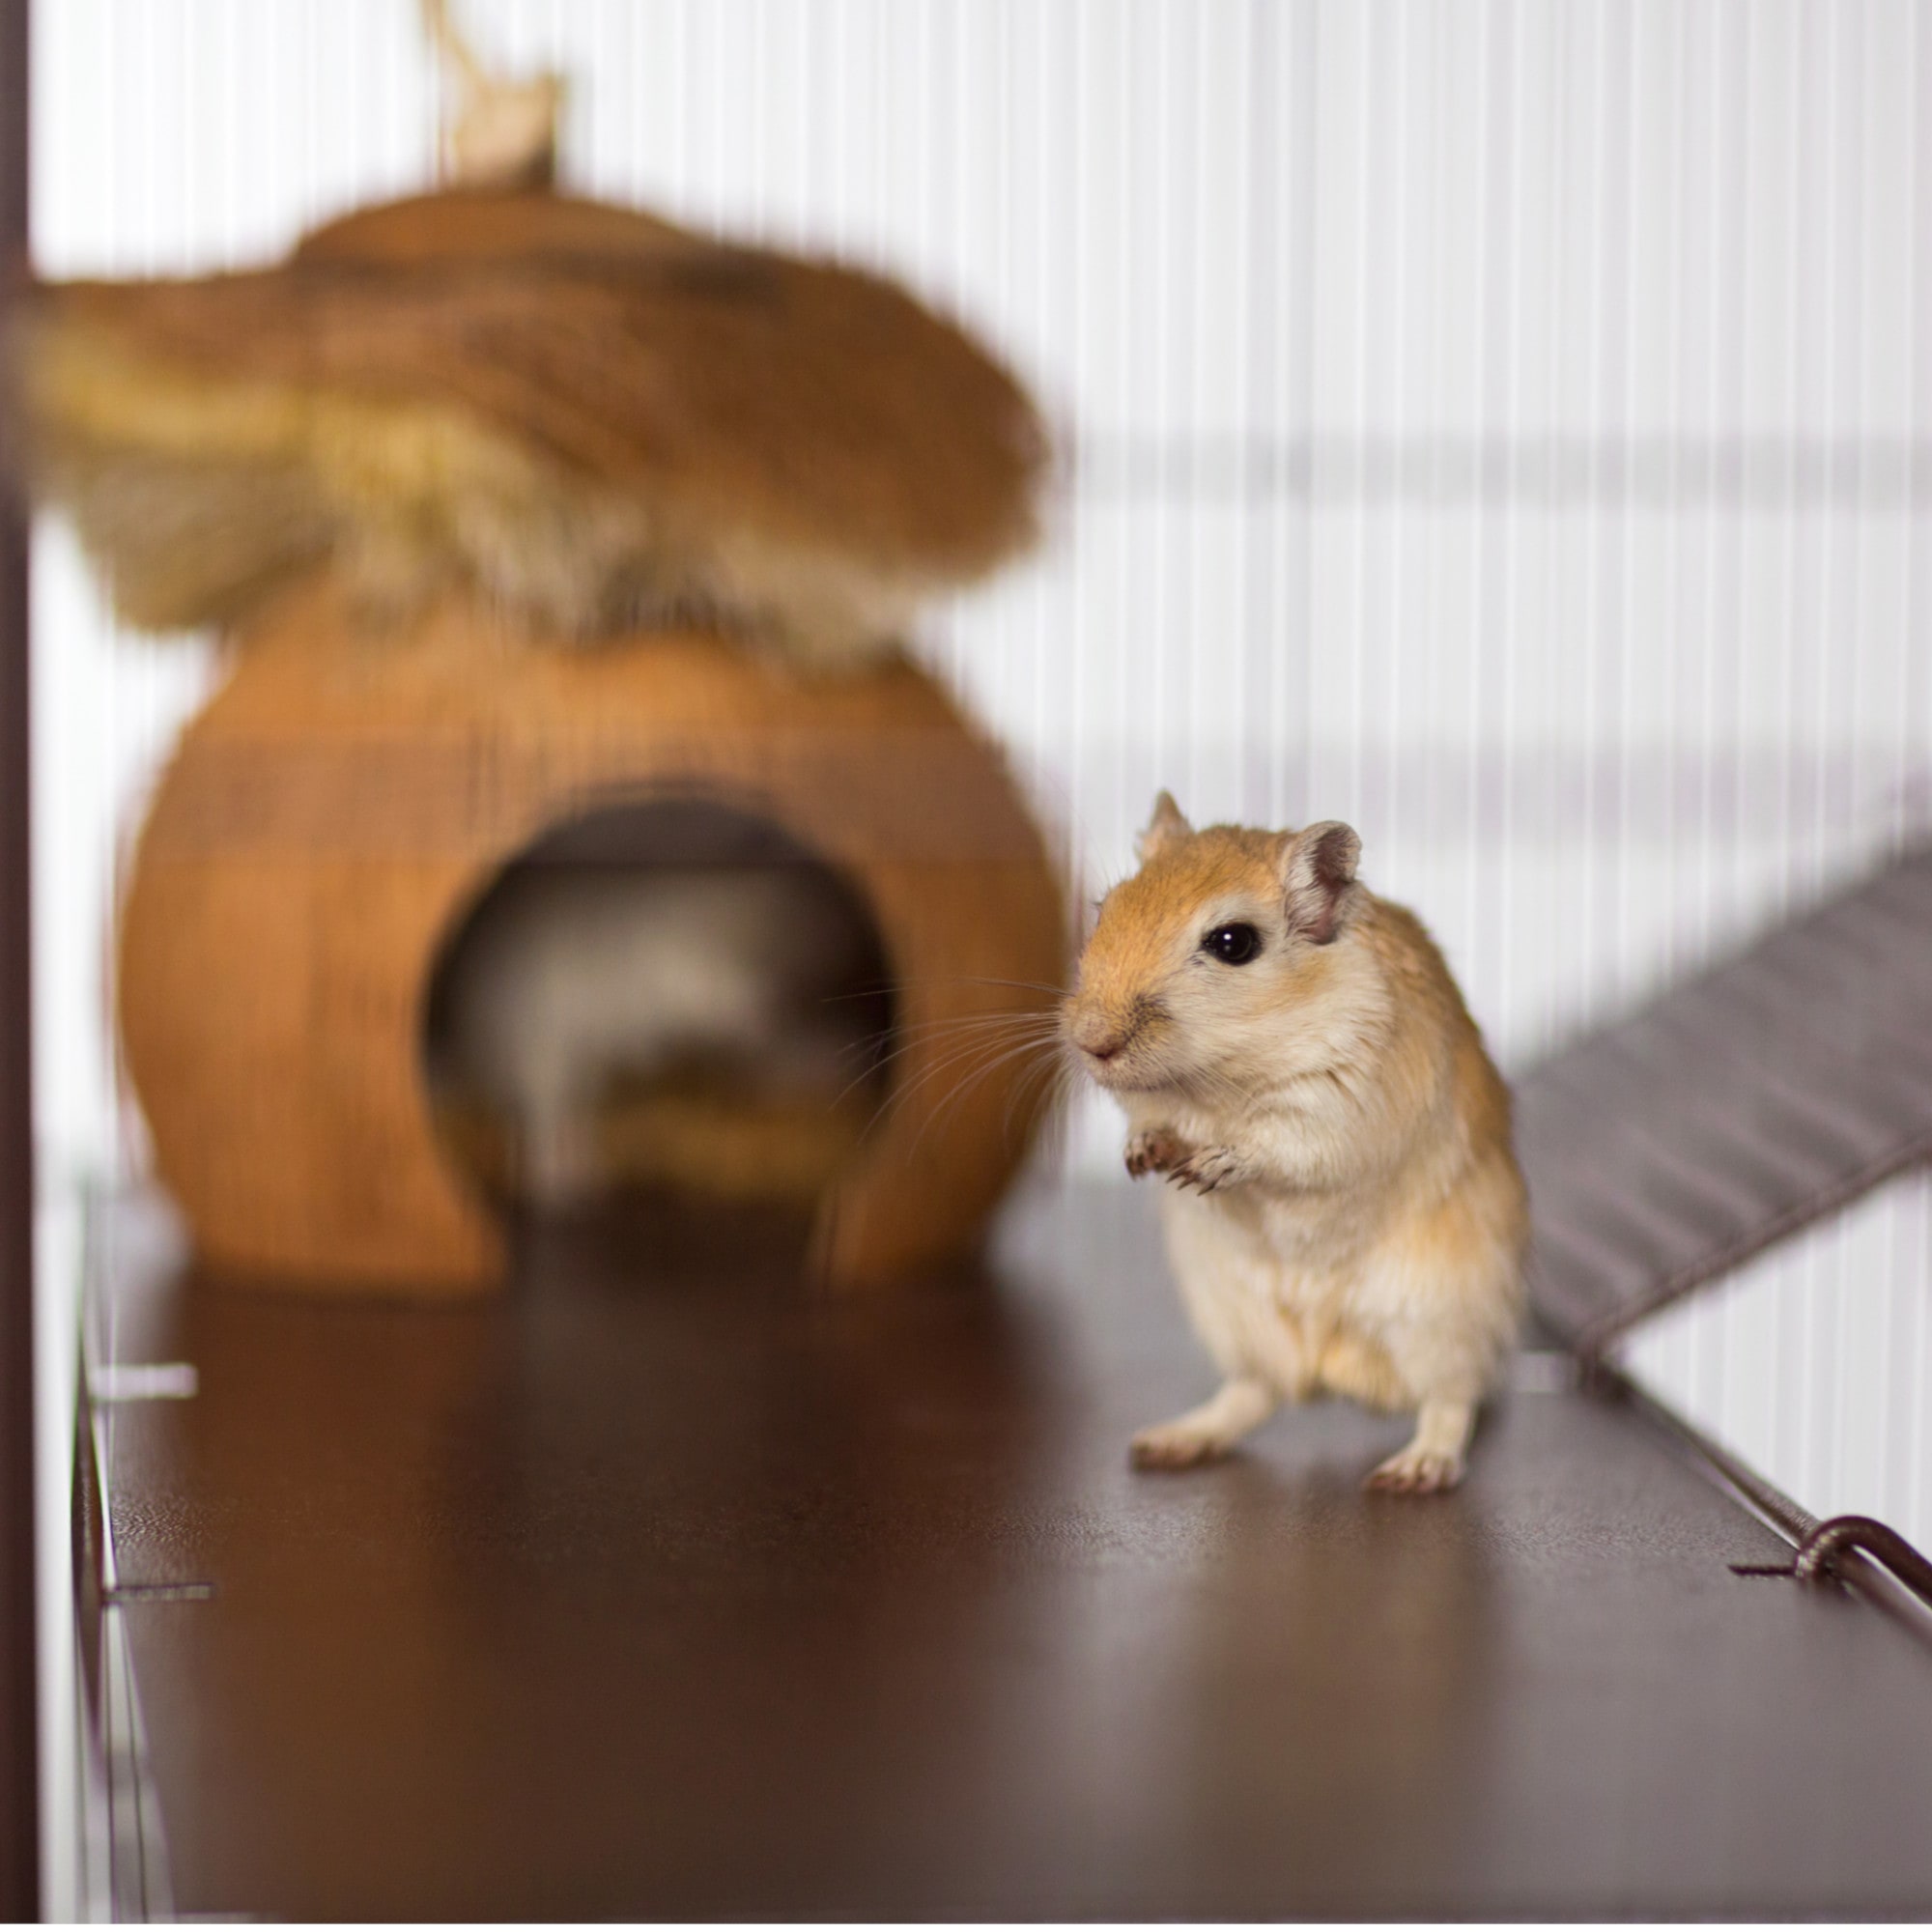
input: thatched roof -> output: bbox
[14,188,1047,666]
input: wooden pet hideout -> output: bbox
[15,41,1067,1294]
[115,587,1064,1292]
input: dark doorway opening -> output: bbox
[423,795,895,1273]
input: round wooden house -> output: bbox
[117,582,1067,1293]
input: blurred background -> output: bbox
[28,0,1932,1544]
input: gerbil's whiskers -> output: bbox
[907,1030,1067,1155]
[1002,1037,1079,1142]
[826,1008,1058,1106]
[865,1015,1066,1152]
[891,1019,1064,1117]
[952,975,1072,1002]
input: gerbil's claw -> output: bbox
[1168,1146,1244,1194]
[1364,1446,1465,1495]
[1124,1127,1187,1179]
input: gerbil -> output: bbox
[431,862,878,1206]
[1063,793,1527,1492]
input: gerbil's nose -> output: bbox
[1068,1010,1127,1061]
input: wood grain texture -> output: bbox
[117,582,1066,1294]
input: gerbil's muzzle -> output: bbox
[1063,994,1161,1072]
[1067,1013,1128,1064]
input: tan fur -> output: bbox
[9,188,1047,667]
[1065,796,1528,1492]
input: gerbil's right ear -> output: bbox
[1137,790,1193,865]
[1280,820,1361,944]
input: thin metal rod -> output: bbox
[1596,1361,1932,1655]
[0,0,37,1915]
[1792,1515,1932,1600]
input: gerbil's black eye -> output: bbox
[1203,922,1263,965]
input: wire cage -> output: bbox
[20,0,1932,1917]
[36,0,1931,1540]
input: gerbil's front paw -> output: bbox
[1124,1127,1189,1179]
[1129,1421,1234,1471]
[1167,1145,1247,1194]
[1364,1445,1465,1495]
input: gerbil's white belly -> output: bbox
[1157,1184,1410,1406]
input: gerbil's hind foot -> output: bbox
[1130,1423,1234,1471]
[1364,1444,1464,1494]
[1129,1378,1277,1472]
[1364,1397,1475,1496]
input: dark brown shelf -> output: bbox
[86,1180,1932,1920]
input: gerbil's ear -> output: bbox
[1137,790,1193,865]
[1280,820,1361,944]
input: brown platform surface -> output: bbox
[89,1181,1932,1921]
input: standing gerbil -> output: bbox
[1063,792,1527,1492]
